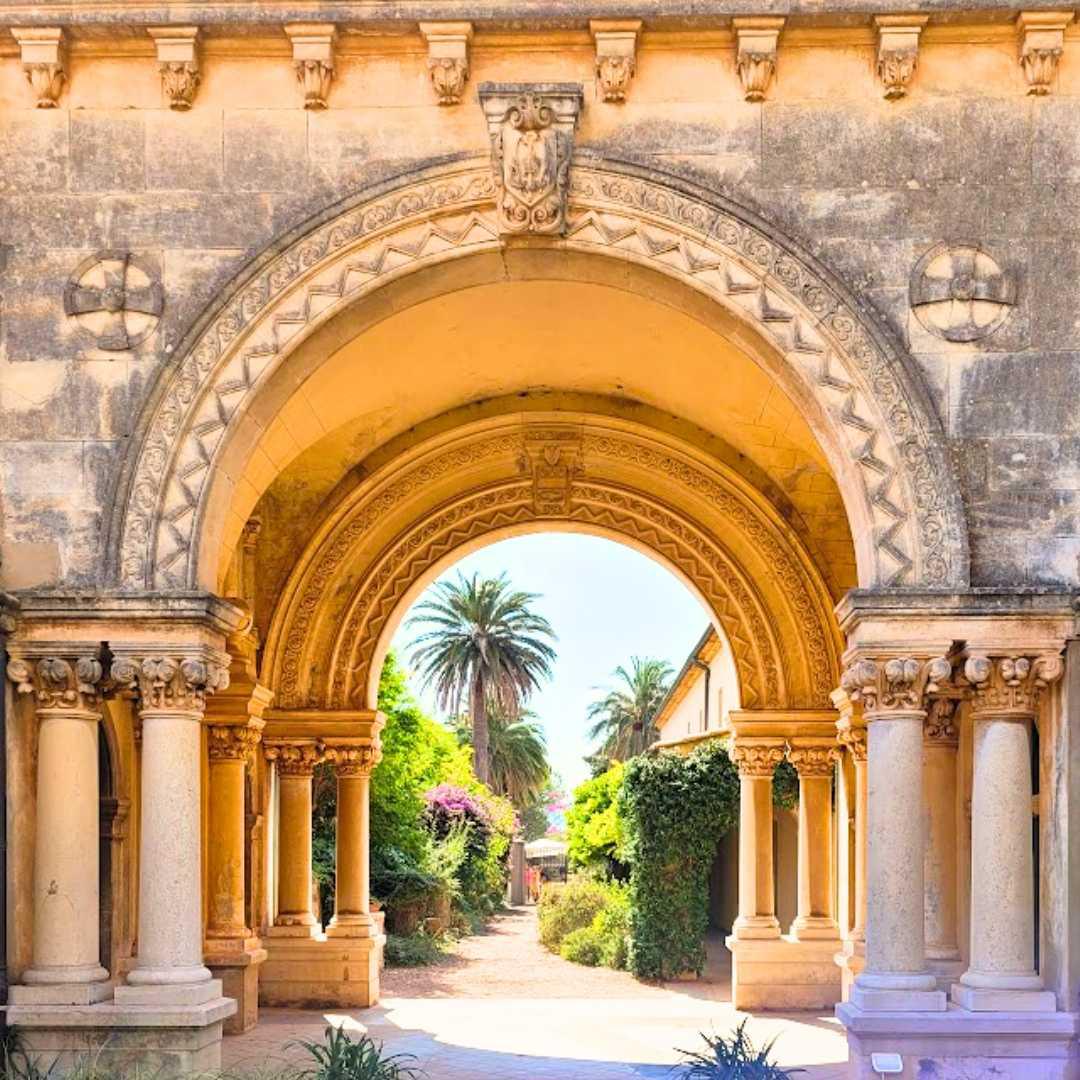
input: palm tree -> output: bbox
[456,705,550,806]
[407,572,557,785]
[586,656,674,761]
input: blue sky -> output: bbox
[389,533,710,793]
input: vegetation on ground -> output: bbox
[383,931,453,968]
[407,571,556,785]
[537,878,629,970]
[675,1020,804,1079]
[291,1025,426,1080]
[586,656,673,761]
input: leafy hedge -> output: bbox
[566,762,626,878]
[538,879,629,970]
[618,740,741,980]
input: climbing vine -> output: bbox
[618,740,741,980]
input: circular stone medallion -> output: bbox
[909,243,1016,343]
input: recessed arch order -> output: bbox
[105,154,969,597]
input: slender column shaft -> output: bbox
[276,768,316,926]
[851,749,868,942]
[923,710,960,961]
[7,652,110,998]
[730,742,783,938]
[789,744,839,940]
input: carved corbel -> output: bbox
[1017,11,1073,96]
[147,26,200,110]
[961,652,1064,720]
[590,20,641,104]
[11,27,66,108]
[874,15,928,100]
[478,82,583,237]
[419,22,472,106]
[285,23,336,109]
[733,18,784,103]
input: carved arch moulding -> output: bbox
[107,155,968,594]
[258,416,843,714]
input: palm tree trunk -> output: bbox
[471,670,490,785]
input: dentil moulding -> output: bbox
[874,15,928,100]
[419,21,472,105]
[590,19,641,103]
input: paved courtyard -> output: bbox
[225,908,849,1079]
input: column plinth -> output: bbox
[6,649,111,1005]
[953,654,1061,1013]
[843,654,951,1012]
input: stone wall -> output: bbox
[1,13,1078,590]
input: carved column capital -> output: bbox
[11,27,66,108]
[207,723,262,763]
[110,648,230,715]
[324,743,381,777]
[962,652,1063,720]
[840,654,952,719]
[786,742,839,778]
[733,18,784,103]
[591,20,640,103]
[729,740,785,778]
[478,82,583,237]
[6,644,107,715]
[1017,11,1073,95]
[265,740,322,777]
[419,22,472,105]
[285,23,336,109]
[874,15,927,100]
[832,686,867,761]
[148,26,200,110]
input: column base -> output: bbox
[837,1001,1078,1078]
[851,968,946,1012]
[206,945,267,1035]
[9,981,113,1006]
[927,954,965,993]
[5,996,236,1077]
[115,979,222,1007]
[326,914,376,939]
[726,934,842,1011]
[260,933,383,1008]
[790,915,842,941]
[834,938,865,1002]
[730,915,781,941]
[951,982,1059,1012]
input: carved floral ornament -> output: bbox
[112,159,966,598]
[264,741,323,776]
[875,15,928,100]
[962,653,1064,718]
[786,743,840,777]
[729,742,785,778]
[110,652,230,713]
[324,743,382,776]
[840,655,952,715]
[11,27,65,107]
[207,723,262,762]
[6,652,106,713]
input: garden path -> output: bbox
[224,907,849,1080]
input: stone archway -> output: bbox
[259,411,842,714]
[104,156,968,596]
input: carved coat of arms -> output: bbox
[479,83,583,237]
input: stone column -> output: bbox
[111,649,230,1003]
[325,744,380,938]
[729,740,785,939]
[265,741,321,934]
[923,698,962,981]
[843,654,951,1011]
[6,648,112,1004]
[836,704,868,996]
[954,653,1061,1012]
[788,741,841,940]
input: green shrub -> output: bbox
[290,1024,426,1080]
[560,924,604,966]
[676,1019,803,1078]
[537,879,610,951]
[383,931,449,968]
[592,884,631,969]
[566,763,627,877]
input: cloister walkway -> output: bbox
[224,908,849,1080]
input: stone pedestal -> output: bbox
[727,936,842,1011]
[260,935,382,1008]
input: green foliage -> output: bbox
[587,656,673,760]
[619,740,740,980]
[537,879,611,952]
[383,931,451,968]
[771,760,799,812]
[566,763,626,877]
[454,706,551,808]
[676,1020,803,1079]
[559,924,605,966]
[290,1025,426,1080]
[556,882,631,969]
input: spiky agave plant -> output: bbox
[289,1025,426,1080]
[675,1020,804,1080]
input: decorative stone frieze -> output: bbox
[7,648,106,714]
[1017,11,1073,95]
[478,83,583,236]
[324,743,381,777]
[207,723,262,762]
[11,27,65,108]
[63,251,165,352]
[285,23,336,109]
[841,654,952,716]
[909,242,1016,344]
[264,740,322,776]
[590,20,640,103]
[786,742,839,777]
[148,26,200,110]
[733,18,784,103]
[962,652,1063,719]
[419,22,471,105]
[110,650,230,713]
[729,741,785,777]
[874,15,927,100]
